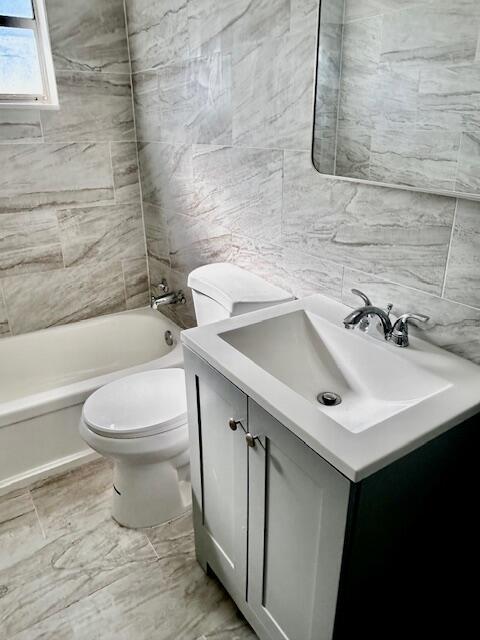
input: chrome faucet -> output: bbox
[389,313,431,347]
[344,304,393,337]
[343,289,429,348]
[150,279,186,311]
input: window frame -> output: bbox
[0,0,58,109]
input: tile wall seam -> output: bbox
[129,31,315,76]
[0,280,11,336]
[280,149,286,246]
[28,138,138,145]
[54,210,67,267]
[339,265,346,302]
[108,142,117,203]
[122,0,151,296]
[50,69,134,76]
[441,198,459,298]
[441,296,480,312]
[38,108,45,141]
[134,140,309,154]
[346,264,480,312]
[120,259,129,307]
[344,266,445,302]
[0,277,13,335]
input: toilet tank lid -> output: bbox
[188,263,293,312]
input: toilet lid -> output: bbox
[83,369,187,439]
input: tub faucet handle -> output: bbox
[151,289,186,310]
[156,279,169,294]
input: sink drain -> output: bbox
[317,391,342,406]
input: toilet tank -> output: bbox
[188,263,294,326]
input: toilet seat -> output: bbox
[83,369,187,439]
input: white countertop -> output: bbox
[182,294,480,482]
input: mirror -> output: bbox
[313,0,480,200]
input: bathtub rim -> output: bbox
[0,307,185,496]
[0,306,184,429]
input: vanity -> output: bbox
[182,294,480,640]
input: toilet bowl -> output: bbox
[79,369,190,528]
[79,263,294,528]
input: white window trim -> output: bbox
[0,0,58,109]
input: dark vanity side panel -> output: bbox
[333,414,480,640]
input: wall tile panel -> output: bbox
[232,33,316,150]
[3,261,127,335]
[0,0,147,337]
[57,204,145,268]
[192,145,283,244]
[444,200,480,308]
[0,143,114,213]
[126,0,189,72]
[0,211,63,278]
[283,151,455,295]
[41,72,135,143]
[128,0,480,364]
[46,0,130,73]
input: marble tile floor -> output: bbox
[0,459,257,640]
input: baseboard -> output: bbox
[0,449,100,496]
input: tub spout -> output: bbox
[151,291,186,311]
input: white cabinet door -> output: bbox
[248,400,351,640]
[184,348,249,601]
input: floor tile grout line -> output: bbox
[145,534,160,559]
[29,490,47,540]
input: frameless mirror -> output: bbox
[313,0,480,200]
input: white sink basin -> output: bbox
[182,294,480,480]
[220,309,451,434]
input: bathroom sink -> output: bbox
[182,293,480,480]
[220,309,450,434]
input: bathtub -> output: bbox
[0,308,183,495]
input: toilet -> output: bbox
[79,263,293,528]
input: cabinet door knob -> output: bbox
[229,418,240,431]
[246,433,256,448]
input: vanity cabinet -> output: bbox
[184,347,478,640]
[185,348,350,640]
[185,354,248,602]
[247,401,350,640]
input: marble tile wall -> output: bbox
[328,0,480,196]
[0,0,148,339]
[125,0,480,364]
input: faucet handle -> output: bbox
[394,313,430,327]
[350,289,373,332]
[390,313,430,347]
[351,289,372,307]
[156,279,169,294]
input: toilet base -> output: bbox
[111,460,191,528]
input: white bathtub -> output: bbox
[0,308,183,495]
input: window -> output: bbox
[0,0,58,108]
